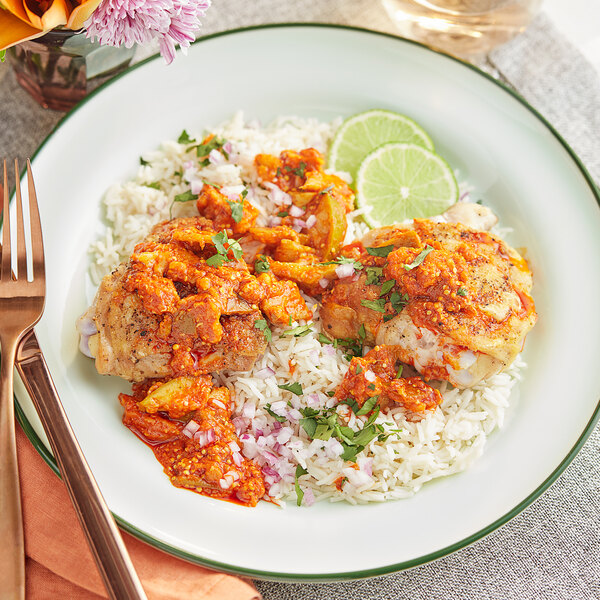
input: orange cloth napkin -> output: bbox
[16,423,261,600]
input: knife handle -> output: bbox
[15,331,147,600]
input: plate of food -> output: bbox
[15,24,600,580]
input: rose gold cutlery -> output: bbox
[0,160,147,600]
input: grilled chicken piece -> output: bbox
[83,217,310,382]
[321,219,537,388]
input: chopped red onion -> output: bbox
[255,429,264,437]
[324,345,336,356]
[225,470,240,481]
[264,182,292,205]
[242,403,256,419]
[183,160,194,169]
[318,278,329,289]
[182,420,200,438]
[306,393,320,406]
[335,263,355,279]
[276,428,293,444]
[191,179,205,195]
[219,477,232,489]
[268,216,282,227]
[223,141,233,154]
[305,214,317,228]
[364,369,376,382]
[262,451,278,466]
[208,149,225,165]
[262,466,282,481]
[309,350,321,365]
[359,458,373,476]
[255,367,275,379]
[193,428,215,447]
[288,204,304,217]
[303,487,315,507]
[232,451,243,467]
[293,218,307,229]
[287,408,302,422]
[212,398,228,410]
[220,184,245,200]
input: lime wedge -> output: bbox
[329,109,434,183]
[355,142,458,227]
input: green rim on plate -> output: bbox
[13,23,600,582]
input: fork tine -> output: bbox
[15,159,27,281]
[1,160,11,282]
[26,159,45,282]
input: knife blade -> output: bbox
[15,329,148,600]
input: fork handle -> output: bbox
[0,334,25,600]
[15,333,147,600]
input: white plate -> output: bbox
[15,25,600,580]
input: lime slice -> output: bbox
[329,109,434,183]
[356,142,458,227]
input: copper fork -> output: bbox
[0,159,45,598]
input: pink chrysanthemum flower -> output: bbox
[85,0,211,64]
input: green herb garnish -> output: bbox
[278,382,303,396]
[174,190,198,203]
[178,130,196,144]
[254,255,270,273]
[144,182,161,190]
[396,365,404,379]
[295,465,308,506]
[318,333,332,345]
[139,157,150,166]
[319,184,334,194]
[390,292,409,313]
[360,298,386,313]
[379,280,395,296]
[277,210,288,218]
[226,199,244,223]
[366,244,395,258]
[365,266,383,285]
[254,319,272,342]
[282,324,313,338]
[356,395,379,416]
[404,245,434,271]
[457,287,467,296]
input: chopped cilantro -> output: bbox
[360,298,387,313]
[192,136,225,164]
[366,244,395,258]
[355,364,362,375]
[319,184,335,195]
[340,398,360,413]
[396,365,404,379]
[178,130,196,144]
[205,254,226,267]
[333,337,363,361]
[174,190,198,203]
[457,287,467,296]
[295,465,308,506]
[265,404,287,423]
[278,382,303,396]
[0,50,6,63]
[382,314,396,323]
[356,395,379,416]
[326,390,336,397]
[144,182,161,190]
[254,255,270,273]
[404,245,434,271]
[318,333,333,345]
[379,280,395,296]
[226,198,244,223]
[254,319,272,342]
[390,292,409,313]
[293,162,307,177]
[208,231,243,264]
[282,324,313,338]
[321,256,364,270]
[277,210,289,217]
[139,157,150,166]
[368,383,376,391]
[365,266,383,285]
[358,324,366,341]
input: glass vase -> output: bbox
[7,29,135,112]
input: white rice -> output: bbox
[88,111,524,506]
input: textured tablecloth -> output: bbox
[1,1,599,599]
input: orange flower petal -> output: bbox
[1,0,31,24]
[0,9,44,50]
[39,0,70,30]
[67,0,103,30]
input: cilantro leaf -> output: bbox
[396,365,404,379]
[174,190,198,203]
[318,333,332,345]
[358,324,366,341]
[365,267,383,285]
[281,324,312,338]
[144,182,161,190]
[360,298,386,313]
[319,184,335,195]
[404,245,434,271]
[322,256,364,270]
[226,198,244,223]
[205,253,227,267]
[366,244,395,257]
[293,162,307,177]
[254,255,270,273]
[139,157,150,166]
[278,382,303,396]
[457,287,467,296]
[178,130,196,144]
[0,50,6,63]
[295,465,308,506]
[379,280,395,296]
[277,210,289,217]
[390,292,409,313]
[356,395,379,416]
[254,319,272,342]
